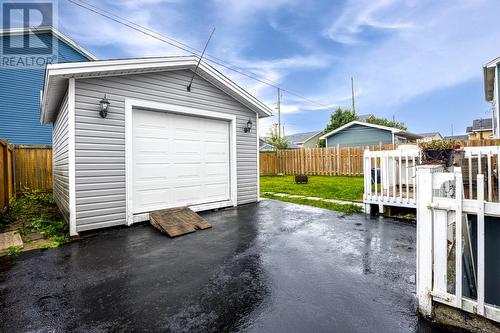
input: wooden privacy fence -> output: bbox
[14,146,53,194]
[0,143,52,210]
[0,141,14,210]
[260,146,366,176]
[260,139,500,177]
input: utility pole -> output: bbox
[451,124,454,137]
[277,88,282,137]
[351,77,355,114]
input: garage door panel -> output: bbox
[135,137,172,149]
[173,185,203,203]
[173,140,202,153]
[205,183,230,198]
[135,189,172,209]
[134,164,170,180]
[132,108,230,213]
[173,164,202,178]
[205,164,228,176]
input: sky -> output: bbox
[52,0,500,136]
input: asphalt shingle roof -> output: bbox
[285,131,322,144]
[417,132,441,138]
[467,118,492,132]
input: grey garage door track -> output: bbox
[0,200,462,332]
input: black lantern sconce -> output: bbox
[99,94,110,118]
[243,119,253,133]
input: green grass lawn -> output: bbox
[261,193,363,214]
[260,175,364,202]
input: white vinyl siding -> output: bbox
[52,92,70,222]
[73,70,257,231]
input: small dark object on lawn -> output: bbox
[295,174,308,184]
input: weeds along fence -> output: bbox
[0,143,52,210]
[260,139,500,177]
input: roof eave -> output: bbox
[0,26,96,60]
[319,121,400,140]
[41,57,273,123]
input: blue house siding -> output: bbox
[325,124,393,147]
[0,32,91,145]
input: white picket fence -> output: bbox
[364,146,500,211]
[363,148,420,209]
[417,166,500,323]
[364,146,500,323]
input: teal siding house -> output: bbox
[320,121,421,147]
[0,27,95,145]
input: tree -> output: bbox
[365,115,407,130]
[266,124,289,150]
[318,108,357,147]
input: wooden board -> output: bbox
[0,231,23,251]
[149,207,212,237]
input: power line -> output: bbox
[66,0,338,110]
[187,27,215,92]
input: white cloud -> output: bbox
[59,0,500,136]
[321,0,500,116]
[324,0,415,44]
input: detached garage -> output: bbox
[40,56,272,235]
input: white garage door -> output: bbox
[132,108,231,213]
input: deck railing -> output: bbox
[417,166,500,323]
[364,146,500,210]
[363,148,420,208]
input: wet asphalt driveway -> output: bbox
[1,199,458,332]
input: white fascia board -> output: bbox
[0,26,96,60]
[41,56,273,122]
[319,121,400,140]
[484,56,500,68]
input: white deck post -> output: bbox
[416,165,440,317]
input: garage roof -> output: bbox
[41,56,273,123]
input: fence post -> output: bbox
[416,165,440,317]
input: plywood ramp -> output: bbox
[149,207,212,237]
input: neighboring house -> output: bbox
[466,118,493,140]
[284,130,322,148]
[259,139,275,151]
[259,143,275,151]
[357,113,375,122]
[0,27,95,145]
[483,56,499,138]
[40,56,272,235]
[417,132,443,142]
[319,121,422,148]
[259,137,267,148]
[443,135,468,141]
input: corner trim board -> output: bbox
[256,113,260,201]
[68,78,77,236]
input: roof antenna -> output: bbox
[187,27,216,92]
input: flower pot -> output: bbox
[422,148,455,167]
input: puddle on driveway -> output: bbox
[0,200,464,332]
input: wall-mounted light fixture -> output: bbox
[243,119,253,133]
[99,94,110,118]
